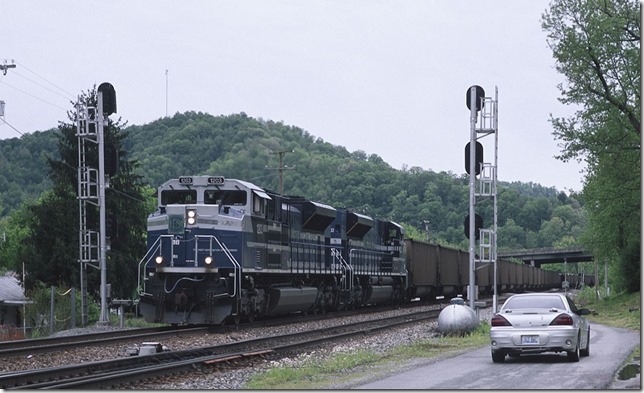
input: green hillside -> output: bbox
[0,111,584,251]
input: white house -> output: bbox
[0,273,27,337]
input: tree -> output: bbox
[23,87,149,298]
[0,205,38,282]
[542,0,640,291]
[497,218,526,250]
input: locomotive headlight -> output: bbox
[155,255,164,264]
[204,256,214,265]
[186,209,197,225]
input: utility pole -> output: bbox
[267,149,294,194]
[423,220,430,242]
[0,60,16,118]
[0,60,16,75]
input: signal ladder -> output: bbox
[474,89,498,265]
[76,104,99,326]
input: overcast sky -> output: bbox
[0,0,586,193]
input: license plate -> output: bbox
[521,335,539,345]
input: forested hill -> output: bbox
[0,111,584,250]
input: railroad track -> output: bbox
[0,325,214,358]
[0,300,438,360]
[1,309,440,389]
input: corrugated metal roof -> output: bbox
[0,274,25,302]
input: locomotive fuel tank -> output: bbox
[365,285,394,305]
[267,287,318,315]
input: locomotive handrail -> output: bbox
[137,236,164,296]
[137,235,242,300]
[348,248,402,275]
[195,235,242,314]
[331,248,353,291]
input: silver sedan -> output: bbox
[490,292,591,363]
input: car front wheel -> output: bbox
[492,350,505,363]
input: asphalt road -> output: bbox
[356,323,640,389]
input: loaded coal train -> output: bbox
[137,176,573,325]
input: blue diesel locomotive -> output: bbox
[138,175,407,325]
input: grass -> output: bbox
[243,351,383,390]
[243,323,491,390]
[575,288,641,331]
[104,313,166,329]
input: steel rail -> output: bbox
[0,325,211,358]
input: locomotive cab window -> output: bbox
[252,190,272,215]
[253,194,264,214]
[204,190,247,206]
[266,196,280,221]
[383,226,402,249]
[161,190,198,205]
[204,190,218,205]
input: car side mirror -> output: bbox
[579,308,591,316]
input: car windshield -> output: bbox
[503,295,565,310]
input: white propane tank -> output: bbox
[437,297,479,334]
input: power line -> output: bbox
[13,70,75,101]
[0,60,73,124]
[0,79,69,111]
[0,117,24,136]
[14,60,75,99]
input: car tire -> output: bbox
[567,336,580,362]
[580,329,590,357]
[492,350,505,363]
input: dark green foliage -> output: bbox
[542,0,640,292]
[0,131,57,214]
[617,238,640,293]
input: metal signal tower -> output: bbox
[466,85,499,312]
[76,83,116,325]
